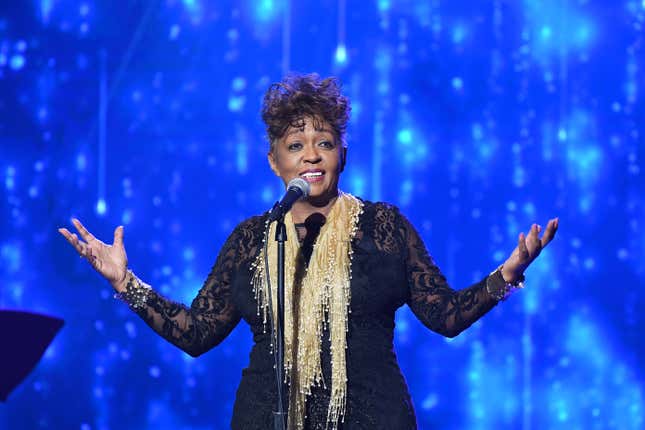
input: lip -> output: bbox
[299,169,325,183]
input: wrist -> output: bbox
[111,269,130,294]
[500,264,524,284]
[113,270,151,310]
[486,265,525,301]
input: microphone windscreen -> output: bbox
[287,177,310,198]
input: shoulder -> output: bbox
[221,214,266,246]
[222,213,269,263]
[357,199,405,224]
[358,198,399,214]
[354,198,408,253]
[356,198,417,236]
[227,213,269,243]
[236,213,268,230]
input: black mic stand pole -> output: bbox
[273,213,287,430]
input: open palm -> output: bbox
[58,218,128,289]
[501,217,559,282]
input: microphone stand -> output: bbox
[272,212,287,430]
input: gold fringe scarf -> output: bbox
[251,192,363,429]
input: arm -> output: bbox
[59,217,244,357]
[121,226,243,357]
[402,211,558,338]
[401,213,506,338]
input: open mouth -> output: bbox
[300,170,325,183]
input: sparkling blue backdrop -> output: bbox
[1,0,643,429]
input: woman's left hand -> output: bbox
[501,217,559,283]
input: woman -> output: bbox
[59,74,558,429]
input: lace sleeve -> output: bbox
[126,221,248,357]
[400,211,506,338]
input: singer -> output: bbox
[58,73,559,429]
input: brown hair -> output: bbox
[261,73,351,151]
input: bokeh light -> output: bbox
[0,1,643,429]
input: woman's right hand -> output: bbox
[58,219,129,292]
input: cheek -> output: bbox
[268,154,279,175]
[335,151,344,172]
[272,153,300,179]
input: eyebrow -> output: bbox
[285,127,334,137]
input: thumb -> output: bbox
[113,225,124,247]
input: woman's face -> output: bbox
[268,116,346,206]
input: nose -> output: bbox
[303,143,322,164]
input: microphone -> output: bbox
[268,178,310,222]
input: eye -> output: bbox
[287,142,303,151]
[318,140,335,149]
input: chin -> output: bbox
[307,189,337,202]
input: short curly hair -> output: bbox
[261,73,351,151]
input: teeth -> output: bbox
[301,172,323,177]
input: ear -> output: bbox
[267,150,280,177]
[339,147,347,173]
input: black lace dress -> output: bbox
[129,201,509,429]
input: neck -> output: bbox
[290,190,340,223]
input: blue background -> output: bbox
[1,0,644,429]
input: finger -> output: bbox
[524,224,539,253]
[528,224,542,247]
[72,218,96,243]
[59,228,79,250]
[58,227,73,242]
[113,225,124,247]
[518,232,529,259]
[85,248,98,265]
[71,233,88,255]
[59,227,82,251]
[540,218,559,248]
